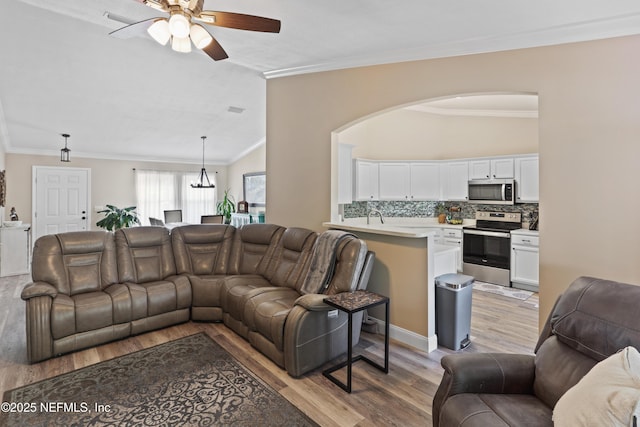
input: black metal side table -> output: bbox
[322,290,390,393]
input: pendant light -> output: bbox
[60,133,71,162]
[191,136,215,188]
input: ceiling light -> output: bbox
[147,19,170,46]
[168,12,190,38]
[191,136,215,189]
[171,36,192,53]
[190,24,213,49]
[60,133,71,163]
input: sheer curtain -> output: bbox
[135,170,217,225]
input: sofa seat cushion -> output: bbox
[439,393,552,427]
[189,275,227,307]
[243,288,300,351]
[221,275,273,321]
[51,285,133,339]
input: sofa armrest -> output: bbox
[294,293,334,311]
[432,353,535,427]
[21,282,58,300]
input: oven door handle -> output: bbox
[463,229,511,238]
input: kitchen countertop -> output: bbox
[323,217,471,239]
[511,228,539,236]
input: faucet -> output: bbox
[367,209,385,225]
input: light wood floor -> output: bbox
[0,274,539,426]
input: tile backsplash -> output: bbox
[343,200,539,222]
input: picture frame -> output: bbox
[243,172,266,207]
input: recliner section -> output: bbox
[22,223,374,378]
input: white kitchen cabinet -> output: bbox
[378,162,411,200]
[469,158,514,180]
[510,232,539,291]
[443,161,469,201]
[410,162,441,200]
[0,224,31,277]
[515,156,539,202]
[441,228,463,271]
[354,159,379,201]
[337,143,354,204]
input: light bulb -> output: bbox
[189,24,213,49]
[168,12,190,38]
[147,19,170,45]
[171,35,192,53]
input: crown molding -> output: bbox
[263,12,640,79]
[404,104,538,118]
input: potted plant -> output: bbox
[217,189,236,224]
[96,205,140,231]
[436,203,447,224]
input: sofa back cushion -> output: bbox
[550,276,640,361]
[115,226,176,283]
[31,231,118,296]
[227,224,284,275]
[533,276,640,408]
[264,227,317,289]
[172,225,235,275]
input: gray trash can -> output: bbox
[435,273,475,350]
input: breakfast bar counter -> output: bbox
[323,218,464,352]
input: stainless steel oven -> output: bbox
[462,211,521,287]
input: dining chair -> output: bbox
[201,215,224,224]
[164,210,182,223]
[149,217,164,226]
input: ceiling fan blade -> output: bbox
[202,36,229,61]
[197,11,281,33]
[109,18,157,39]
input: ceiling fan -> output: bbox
[109,0,281,61]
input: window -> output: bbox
[135,169,217,225]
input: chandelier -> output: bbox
[191,136,215,188]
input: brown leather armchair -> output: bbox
[433,276,640,427]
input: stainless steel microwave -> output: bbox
[468,179,515,205]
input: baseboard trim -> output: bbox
[367,317,438,353]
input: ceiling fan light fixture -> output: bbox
[147,19,171,46]
[190,24,212,49]
[168,12,191,38]
[171,35,192,53]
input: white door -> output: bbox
[32,167,90,243]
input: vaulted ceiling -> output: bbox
[2,1,639,164]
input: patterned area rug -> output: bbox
[1,333,317,427]
[473,281,535,301]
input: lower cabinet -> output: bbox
[510,233,539,292]
[0,225,31,277]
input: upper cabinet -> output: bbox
[378,162,441,201]
[443,161,469,201]
[378,162,411,200]
[410,162,441,200]
[468,158,514,180]
[350,155,537,203]
[354,159,379,201]
[515,156,539,202]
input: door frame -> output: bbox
[31,166,92,245]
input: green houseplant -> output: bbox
[96,205,140,231]
[217,189,236,224]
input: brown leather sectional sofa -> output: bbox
[21,223,374,377]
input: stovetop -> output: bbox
[463,211,522,232]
